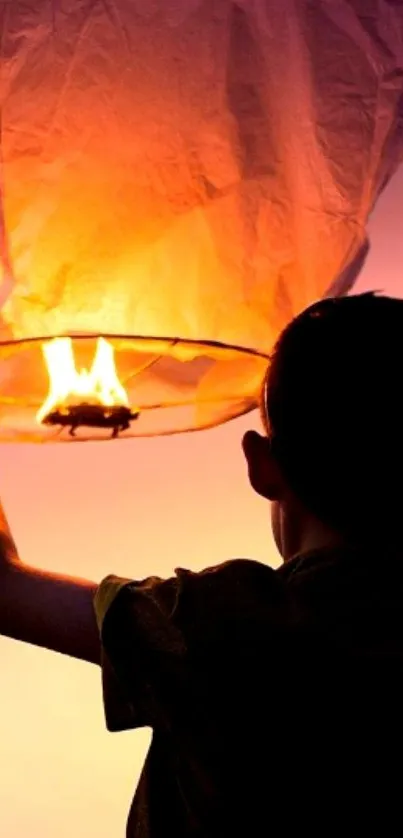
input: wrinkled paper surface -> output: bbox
[0,0,402,440]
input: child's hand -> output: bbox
[0,501,19,569]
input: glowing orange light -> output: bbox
[37,337,128,424]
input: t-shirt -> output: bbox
[94,547,403,837]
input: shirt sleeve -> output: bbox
[94,570,187,732]
[94,574,137,732]
[93,559,281,733]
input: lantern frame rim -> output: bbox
[0,333,271,361]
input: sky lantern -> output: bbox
[0,2,402,443]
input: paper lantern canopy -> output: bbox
[0,1,402,442]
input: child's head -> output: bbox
[243,292,403,557]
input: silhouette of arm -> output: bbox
[0,501,100,664]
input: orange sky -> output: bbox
[0,167,402,837]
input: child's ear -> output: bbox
[242,430,284,501]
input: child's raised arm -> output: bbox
[0,501,100,665]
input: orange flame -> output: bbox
[37,337,128,424]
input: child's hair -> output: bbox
[264,292,403,543]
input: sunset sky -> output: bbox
[0,166,402,837]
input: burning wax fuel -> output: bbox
[37,337,139,438]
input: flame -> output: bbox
[37,337,128,424]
